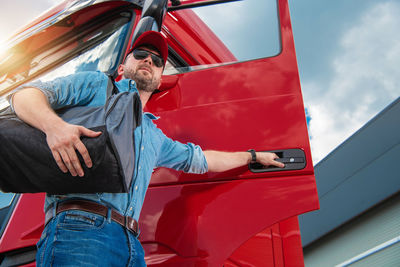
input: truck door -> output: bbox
[140,0,319,266]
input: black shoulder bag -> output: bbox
[0,76,142,194]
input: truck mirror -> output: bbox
[131,0,168,43]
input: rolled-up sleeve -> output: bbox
[9,71,108,110]
[7,79,55,112]
[10,80,56,109]
[156,131,208,174]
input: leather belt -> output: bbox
[45,199,138,236]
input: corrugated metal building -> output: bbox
[300,97,400,266]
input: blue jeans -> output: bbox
[36,210,146,266]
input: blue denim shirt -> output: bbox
[17,71,208,221]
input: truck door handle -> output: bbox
[275,157,304,163]
[248,148,306,173]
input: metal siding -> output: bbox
[303,193,400,266]
[351,242,400,267]
[299,97,400,246]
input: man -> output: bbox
[12,31,284,266]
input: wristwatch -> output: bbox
[247,149,257,163]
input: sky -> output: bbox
[0,0,399,165]
[289,0,400,164]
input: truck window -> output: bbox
[194,0,280,61]
[167,0,280,74]
[0,10,133,109]
[39,22,130,82]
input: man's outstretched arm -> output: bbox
[12,88,101,177]
[204,150,284,173]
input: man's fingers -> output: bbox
[59,149,79,177]
[271,153,285,168]
[66,146,84,177]
[51,150,68,173]
[79,126,102,138]
[75,126,101,170]
[258,152,285,168]
[46,123,100,177]
[273,159,285,168]
[74,139,92,168]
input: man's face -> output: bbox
[118,46,164,93]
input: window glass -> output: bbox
[166,0,280,75]
[164,61,179,75]
[193,0,280,61]
[40,24,130,82]
[0,13,132,109]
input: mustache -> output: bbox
[136,63,153,75]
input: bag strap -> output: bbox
[104,75,120,111]
[106,75,119,97]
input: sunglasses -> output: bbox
[131,49,164,68]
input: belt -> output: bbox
[45,199,139,236]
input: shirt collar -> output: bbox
[144,112,159,120]
[115,79,138,93]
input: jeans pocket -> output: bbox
[57,210,106,231]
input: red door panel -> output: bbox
[224,217,304,267]
[0,194,45,252]
[141,0,318,265]
[0,1,318,266]
[140,175,316,265]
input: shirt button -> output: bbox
[138,166,141,170]
[141,146,144,151]
[135,186,138,191]
[129,207,133,211]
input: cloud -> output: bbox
[304,1,400,163]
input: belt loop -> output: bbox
[136,228,141,238]
[124,216,128,230]
[52,202,58,217]
[107,208,112,223]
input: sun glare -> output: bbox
[0,40,8,59]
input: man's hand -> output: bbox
[204,150,285,173]
[255,152,285,168]
[12,87,102,177]
[46,121,102,177]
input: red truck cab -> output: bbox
[0,0,319,266]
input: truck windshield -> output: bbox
[0,11,132,110]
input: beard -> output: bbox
[123,63,160,93]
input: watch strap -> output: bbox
[247,149,257,163]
